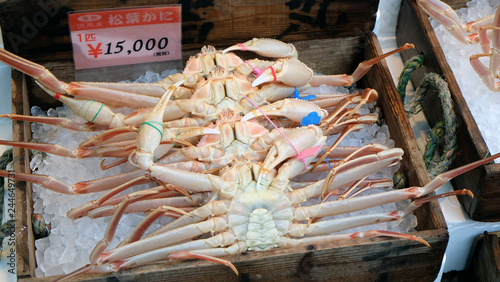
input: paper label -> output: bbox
[68,6,181,70]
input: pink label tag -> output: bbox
[296,145,322,161]
[68,6,181,70]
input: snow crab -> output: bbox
[2,37,495,280]
[50,125,500,280]
[417,0,500,91]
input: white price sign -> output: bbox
[68,6,182,70]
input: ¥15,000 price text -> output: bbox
[80,37,170,58]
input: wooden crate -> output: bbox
[468,231,500,281]
[395,0,500,222]
[3,0,448,281]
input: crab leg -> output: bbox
[50,82,161,109]
[286,148,403,204]
[291,189,471,239]
[241,98,328,124]
[330,113,378,131]
[0,168,148,195]
[76,81,194,99]
[90,189,191,264]
[222,38,298,59]
[466,14,496,33]
[469,53,500,92]
[0,140,135,159]
[80,126,139,147]
[0,47,66,94]
[86,194,203,219]
[417,0,470,44]
[66,174,152,219]
[112,234,242,273]
[249,84,310,104]
[490,9,500,74]
[0,113,105,131]
[144,199,233,240]
[320,89,378,127]
[0,48,194,107]
[308,93,358,109]
[251,45,413,88]
[99,214,229,263]
[324,144,390,160]
[166,251,239,275]
[295,152,500,221]
[418,152,500,195]
[115,200,221,248]
[312,123,367,172]
[81,125,217,149]
[282,229,429,248]
[324,114,378,135]
[320,178,393,202]
[294,186,423,221]
[310,43,415,87]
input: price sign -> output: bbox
[68,6,181,70]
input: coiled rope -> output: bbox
[394,55,458,188]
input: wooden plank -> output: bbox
[475,168,500,221]
[11,71,31,277]
[19,229,447,282]
[21,75,37,278]
[443,0,469,9]
[0,0,379,61]
[469,231,500,281]
[364,33,446,231]
[396,0,500,222]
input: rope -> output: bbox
[396,55,458,184]
[398,55,424,102]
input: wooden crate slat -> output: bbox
[11,71,31,277]
[19,229,447,282]
[469,231,500,281]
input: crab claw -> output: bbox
[258,125,325,185]
[252,59,313,87]
[242,99,327,124]
[133,80,185,170]
[222,38,298,59]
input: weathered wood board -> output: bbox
[468,231,500,281]
[396,0,500,222]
